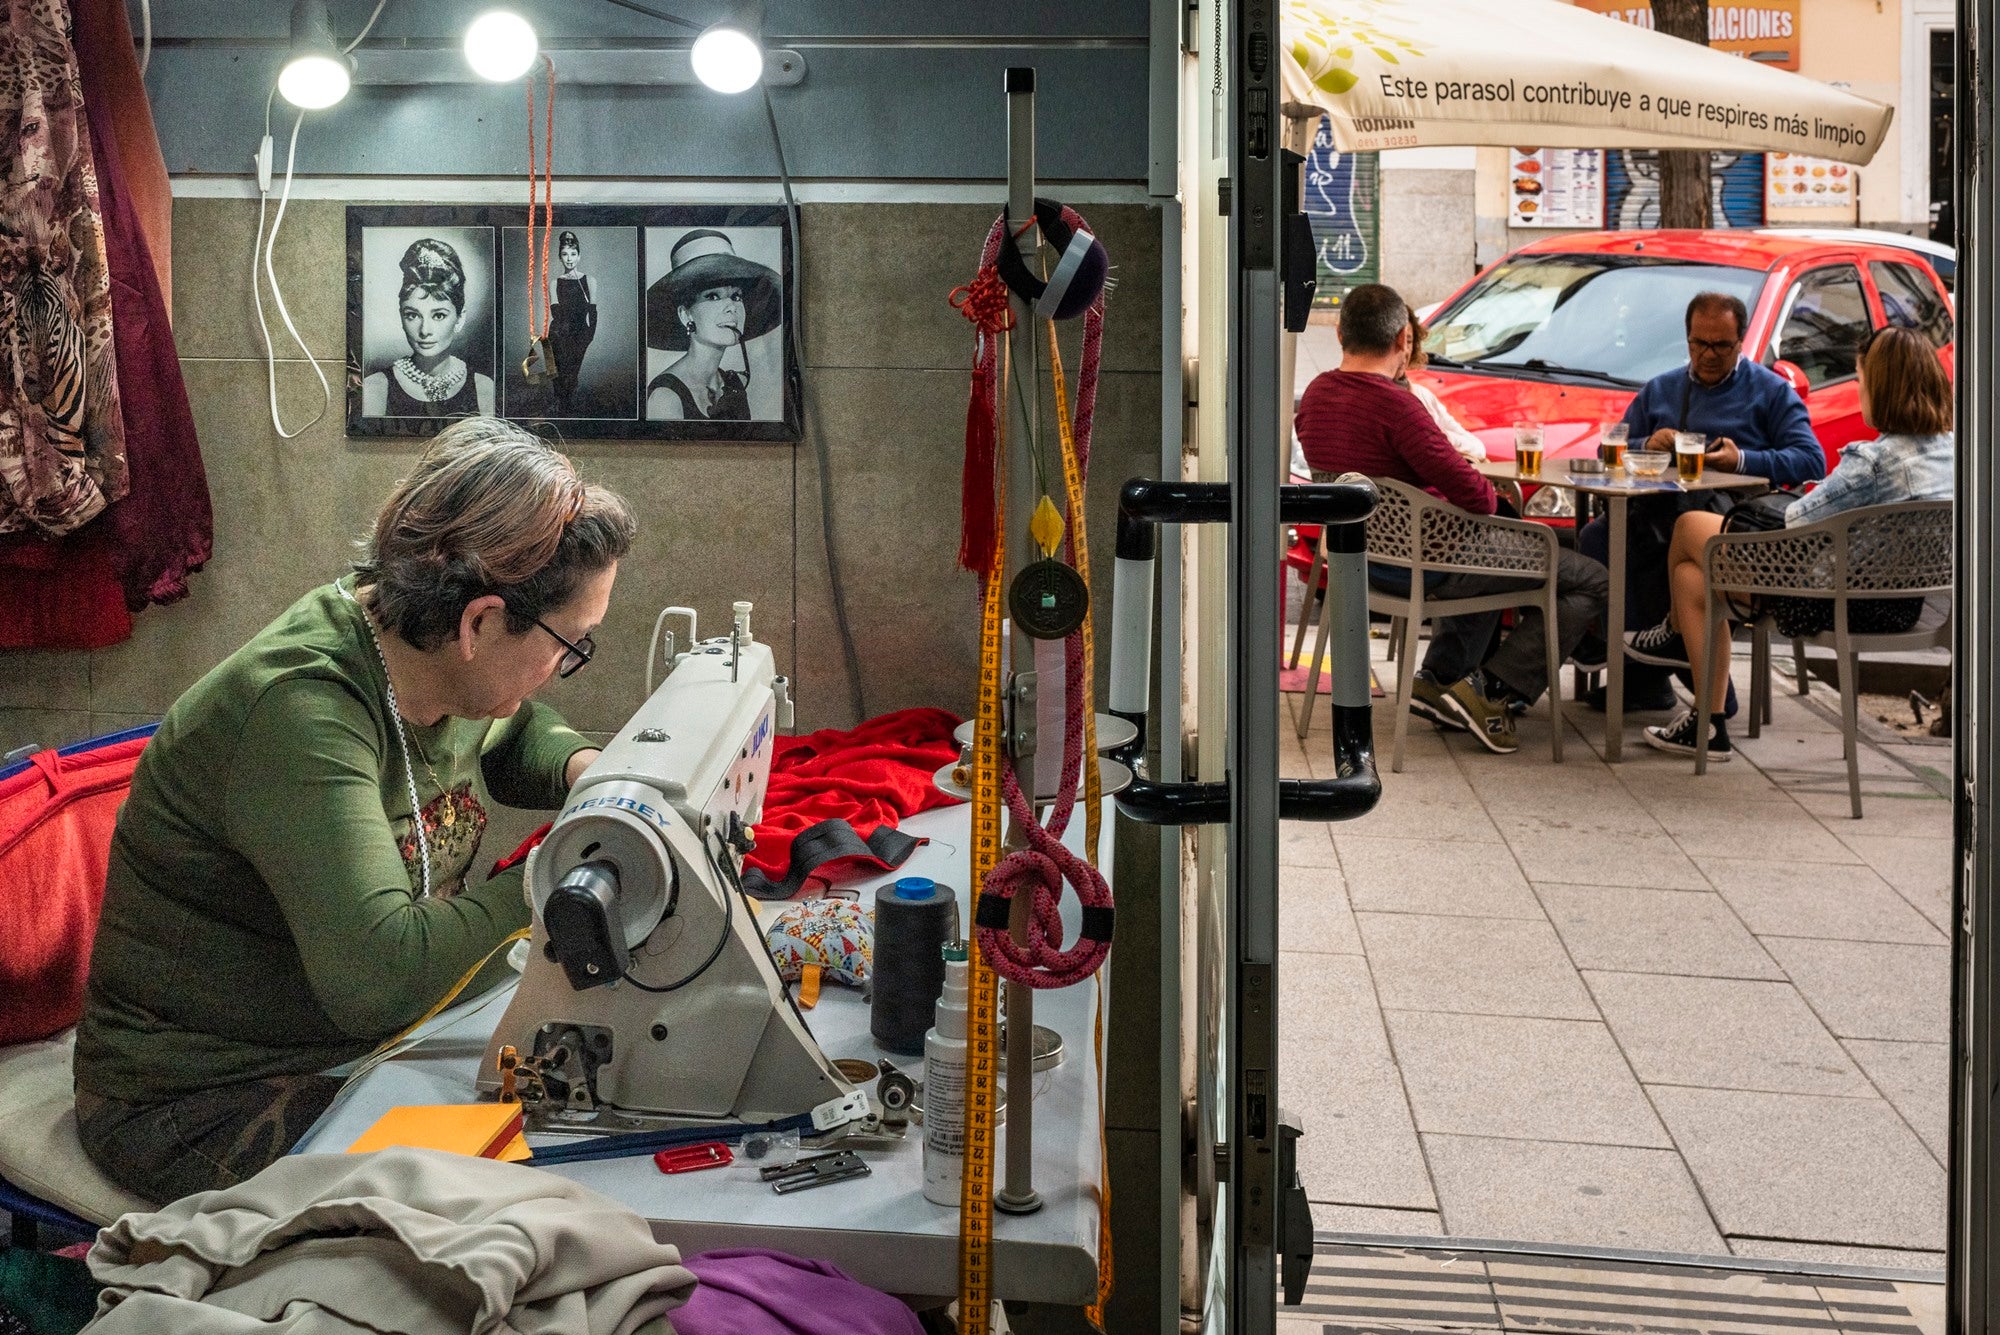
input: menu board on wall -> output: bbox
[1511,149,1605,228]
[1765,152,1858,211]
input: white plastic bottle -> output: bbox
[922,942,971,1206]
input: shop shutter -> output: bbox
[1304,115,1380,308]
[1604,150,1768,229]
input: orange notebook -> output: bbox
[346,1103,527,1160]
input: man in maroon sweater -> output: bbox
[1298,284,1608,754]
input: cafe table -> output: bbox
[1474,458,1768,761]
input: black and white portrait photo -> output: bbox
[644,223,788,429]
[500,225,640,422]
[351,224,497,426]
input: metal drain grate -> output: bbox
[1280,1241,1937,1335]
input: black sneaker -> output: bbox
[1669,671,1741,720]
[1643,709,1732,761]
[1625,618,1690,667]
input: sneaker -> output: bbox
[1439,674,1520,754]
[1624,618,1690,667]
[1669,671,1741,720]
[1569,634,1608,674]
[1408,671,1469,733]
[1643,709,1733,761]
[1582,673,1680,714]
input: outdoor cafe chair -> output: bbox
[1297,475,1565,773]
[1693,499,1952,817]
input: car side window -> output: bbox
[1766,264,1871,388]
[1872,261,1955,348]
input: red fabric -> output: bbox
[0,528,133,649]
[0,733,150,1045]
[745,708,964,883]
[1297,369,1498,516]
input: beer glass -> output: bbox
[1515,423,1545,478]
[1674,431,1706,483]
[1599,422,1628,470]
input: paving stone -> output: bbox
[1648,797,1865,866]
[1279,819,1341,868]
[1385,1011,1669,1146]
[1832,834,1954,927]
[1727,1238,1944,1273]
[1336,836,1544,919]
[1540,885,1783,978]
[1698,858,1946,946]
[1760,938,1950,1044]
[1424,1134,1727,1254]
[1356,914,1596,1020]
[1584,972,1869,1096]
[1500,811,1710,891]
[1652,1087,1946,1251]
[1308,1204,1445,1237]
[1843,1040,1948,1165]
[1279,952,1436,1211]
[1281,863,1364,955]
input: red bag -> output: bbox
[0,725,154,1045]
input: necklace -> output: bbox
[393,357,466,403]
[339,582,432,900]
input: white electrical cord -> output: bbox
[135,0,150,75]
[251,95,332,439]
[342,0,391,53]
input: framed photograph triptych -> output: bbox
[345,204,797,441]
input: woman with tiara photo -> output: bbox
[643,229,783,422]
[362,238,496,419]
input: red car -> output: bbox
[1408,229,1956,526]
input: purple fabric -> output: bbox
[74,0,213,610]
[672,1248,924,1335]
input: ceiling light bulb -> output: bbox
[464,10,539,82]
[278,0,352,109]
[691,23,763,94]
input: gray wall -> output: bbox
[1379,168,1478,309]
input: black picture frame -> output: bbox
[345,204,799,442]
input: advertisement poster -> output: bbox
[1765,151,1857,210]
[1511,148,1605,228]
[1573,0,1802,70]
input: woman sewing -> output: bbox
[73,418,635,1203]
[643,229,782,422]
[361,237,497,420]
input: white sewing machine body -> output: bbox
[477,623,854,1131]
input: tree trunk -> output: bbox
[1653,0,1712,228]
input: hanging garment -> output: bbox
[0,0,127,539]
[74,0,210,608]
[742,707,964,892]
[70,0,169,307]
[0,524,131,648]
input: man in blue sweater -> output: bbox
[1577,291,1827,710]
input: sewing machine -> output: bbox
[477,605,857,1132]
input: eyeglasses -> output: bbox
[531,617,595,678]
[1687,336,1742,355]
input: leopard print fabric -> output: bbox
[0,0,127,538]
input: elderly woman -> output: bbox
[1629,325,1954,760]
[362,237,496,419]
[74,419,635,1203]
[644,229,782,422]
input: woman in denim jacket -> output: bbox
[1629,324,1953,759]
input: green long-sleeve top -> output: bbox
[74,578,593,1106]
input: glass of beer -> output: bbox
[1674,431,1707,483]
[1599,422,1629,470]
[1515,423,1545,478]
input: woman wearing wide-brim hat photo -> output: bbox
[644,229,783,422]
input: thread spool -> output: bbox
[871,876,960,1055]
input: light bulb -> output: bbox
[691,24,763,94]
[464,10,539,82]
[278,52,351,109]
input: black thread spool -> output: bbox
[871,876,960,1055]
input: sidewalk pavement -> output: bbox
[1278,634,1951,1273]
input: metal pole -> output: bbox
[1228,0,1283,1327]
[1950,2,1985,1331]
[996,64,1043,1217]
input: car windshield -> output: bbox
[1428,255,1768,386]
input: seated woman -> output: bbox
[1628,325,1953,760]
[73,418,635,1203]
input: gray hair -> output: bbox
[1337,284,1412,357]
[353,417,636,651]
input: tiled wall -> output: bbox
[0,195,1165,754]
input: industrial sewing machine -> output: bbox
[477,604,859,1133]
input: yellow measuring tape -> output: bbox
[958,336,1009,1335]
